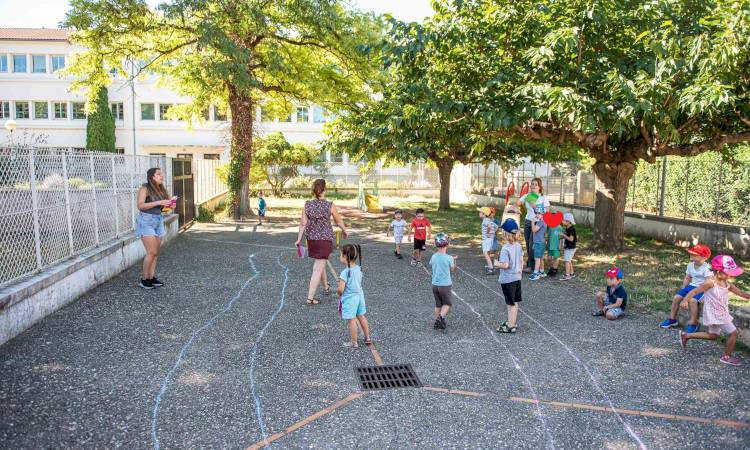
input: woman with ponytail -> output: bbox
[337,244,371,349]
[135,167,174,289]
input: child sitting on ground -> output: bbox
[386,209,407,259]
[494,218,523,333]
[529,205,547,280]
[409,208,432,267]
[560,213,577,280]
[680,255,750,366]
[660,245,713,333]
[479,207,499,275]
[546,218,564,278]
[593,267,627,320]
[337,244,372,348]
[429,232,457,330]
[257,191,267,225]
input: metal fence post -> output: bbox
[89,154,100,245]
[61,155,75,255]
[658,156,668,216]
[559,166,564,203]
[131,158,137,229]
[714,158,723,224]
[112,155,120,236]
[683,159,690,219]
[27,149,43,270]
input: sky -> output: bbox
[0,0,434,28]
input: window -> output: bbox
[110,102,124,120]
[54,102,68,119]
[32,55,46,73]
[204,153,220,160]
[141,103,155,120]
[13,54,27,73]
[149,153,166,157]
[0,55,7,72]
[214,107,227,121]
[296,107,309,123]
[201,108,210,121]
[0,101,9,118]
[313,106,328,123]
[158,103,172,120]
[71,102,86,120]
[176,153,193,159]
[51,55,65,72]
[115,148,125,154]
[34,101,48,119]
[330,151,344,163]
[15,101,30,119]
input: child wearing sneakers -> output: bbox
[386,210,407,259]
[660,245,713,332]
[680,255,750,366]
[409,208,432,267]
[560,213,577,280]
[529,205,547,280]
[479,207,499,274]
[592,267,627,320]
[546,220,564,277]
[494,218,523,333]
[429,232,457,329]
[337,244,372,348]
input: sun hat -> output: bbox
[478,206,492,216]
[687,244,711,260]
[435,232,450,248]
[563,212,575,225]
[605,267,624,279]
[711,255,743,277]
[534,204,546,214]
[501,218,519,234]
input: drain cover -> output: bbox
[355,364,422,391]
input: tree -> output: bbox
[63,0,383,217]
[438,0,750,251]
[86,86,116,152]
[253,132,318,195]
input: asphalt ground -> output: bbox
[1,221,748,449]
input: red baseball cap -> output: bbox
[687,244,711,259]
[605,267,624,279]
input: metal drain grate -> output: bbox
[355,364,422,391]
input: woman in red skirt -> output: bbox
[295,179,348,305]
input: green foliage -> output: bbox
[85,86,115,151]
[254,132,318,194]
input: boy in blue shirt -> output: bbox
[593,267,628,320]
[257,191,266,225]
[529,205,547,280]
[429,232,457,330]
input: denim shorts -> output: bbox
[136,212,165,238]
[606,307,624,318]
[676,285,704,301]
[533,242,545,259]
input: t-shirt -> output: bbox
[391,219,407,238]
[498,242,523,284]
[532,219,547,244]
[605,284,628,310]
[482,217,499,240]
[521,193,551,221]
[686,262,713,286]
[258,197,266,214]
[340,265,364,301]
[411,217,431,240]
[563,225,577,249]
[430,252,455,286]
[548,225,563,251]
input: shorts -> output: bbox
[605,307,625,318]
[482,238,495,253]
[258,210,266,217]
[491,238,499,252]
[563,248,577,262]
[676,285,704,301]
[394,234,404,244]
[307,239,332,259]
[341,295,366,320]
[500,280,522,306]
[414,239,426,251]
[533,242,545,259]
[547,249,560,259]
[432,285,453,307]
[707,322,736,335]
[136,212,165,238]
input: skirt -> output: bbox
[307,239,333,259]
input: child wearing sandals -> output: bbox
[494,218,523,333]
[680,255,750,366]
[337,244,372,348]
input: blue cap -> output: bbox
[501,218,519,234]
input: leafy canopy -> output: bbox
[253,132,318,194]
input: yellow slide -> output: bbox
[364,194,382,213]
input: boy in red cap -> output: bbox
[592,267,627,320]
[659,244,713,333]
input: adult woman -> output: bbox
[517,177,550,272]
[136,167,172,289]
[295,179,348,305]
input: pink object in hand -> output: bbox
[297,244,305,258]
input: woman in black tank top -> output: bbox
[135,168,173,289]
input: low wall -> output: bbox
[0,214,179,347]
[198,191,228,212]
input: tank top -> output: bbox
[141,184,165,215]
[701,282,733,325]
[304,198,334,241]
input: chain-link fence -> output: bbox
[0,147,170,287]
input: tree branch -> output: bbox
[657,132,750,157]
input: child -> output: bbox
[680,255,750,366]
[408,208,432,267]
[546,217,564,278]
[257,191,267,225]
[660,245,713,332]
[490,207,501,257]
[560,213,577,280]
[494,219,523,333]
[337,244,372,348]
[386,209,407,259]
[529,205,547,280]
[429,232,457,329]
[592,267,627,320]
[479,207,499,275]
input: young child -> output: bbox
[337,244,372,348]
[546,218,564,278]
[494,218,523,333]
[529,205,547,280]
[490,207,501,257]
[257,191,267,225]
[592,267,627,320]
[680,255,750,366]
[560,213,577,280]
[479,207,500,275]
[660,245,713,332]
[408,208,432,267]
[386,209,407,259]
[429,232,457,329]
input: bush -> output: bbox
[68,178,88,189]
[195,204,216,222]
[288,176,315,190]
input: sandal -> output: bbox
[497,322,517,333]
[364,337,372,345]
[343,341,359,349]
[592,309,605,317]
[323,284,332,295]
[306,298,320,305]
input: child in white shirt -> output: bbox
[386,210,407,259]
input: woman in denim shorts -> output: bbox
[136,168,172,289]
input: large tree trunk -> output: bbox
[591,161,636,252]
[228,86,255,219]
[436,158,455,211]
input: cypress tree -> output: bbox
[86,86,116,152]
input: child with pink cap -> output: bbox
[679,255,750,366]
